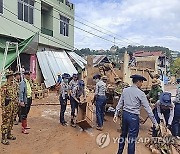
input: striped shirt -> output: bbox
[115,85,158,126]
[95,80,106,96]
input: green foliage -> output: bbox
[170,58,180,77]
[74,45,174,60]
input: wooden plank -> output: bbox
[76,102,94,129]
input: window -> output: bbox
[60,15,69,36]
[0,0,3,14]
[18,0,34,24]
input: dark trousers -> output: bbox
[21,105,28,120]
[152,108,170,137]
[172,104,180,136]
[70,96,78,118]
[59,95,68,124]
[96,95,106,127]
[27,97,32,116]
[20,97,32,121]
[118,111,139,154]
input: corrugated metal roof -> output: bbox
[67,52,87,69]
[93,55,110,66]
[134,51,164,57]
[37,51,77,88]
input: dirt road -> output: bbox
[0,85,176,154]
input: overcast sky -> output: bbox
[70,0,180,51]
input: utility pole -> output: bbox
[114,37,116,46]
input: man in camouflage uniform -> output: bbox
[114,78,129,132]
[114,78,129,95]
[13,71,21,125]
[1,71,17,145]
[146,69,164,91]
[147,79,163,105]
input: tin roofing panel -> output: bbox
[67,52,87,69]
[37,51,77,88]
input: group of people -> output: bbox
[57,73,86,127]
[1,70,32,145]
[113,74,180,154]
[1,68,180,154]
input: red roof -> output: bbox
[133,51,164,57]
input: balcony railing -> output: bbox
[41,27,53,37]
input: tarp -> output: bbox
[37,51,78,88]
[67,52,87,69]
[0,34,37,72]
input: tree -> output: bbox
[171,58,180,77]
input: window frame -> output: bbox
[17,0,34,24]
[60,15,70,37]
[0,0,3,15]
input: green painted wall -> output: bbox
[0,0,74,51]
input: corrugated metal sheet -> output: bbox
[37,51,77,88]
[93,55,110,66]
[67,52,87,69]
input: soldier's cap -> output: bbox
[177,78,180,84]
[72,73,78,78]
[160,92,171,106]
[14,71,21,76]
[115,78,122,84]
[152,79,159,86]
[5,71,14,77]
[62,73,70,79]
[93,74,101,79]
[24,71,32,75]
[130,74,147,81]
[101,76,108,80]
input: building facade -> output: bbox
[0,0,75,82]
[0,0,74,50]
[171,51,179,60]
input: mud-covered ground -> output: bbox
[0,85,177,154]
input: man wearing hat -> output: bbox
[128,52,136,67]
[113,74,159,154]
[1,71,17,145]
[59,73,70,126]
[69,74,79,126]
[93,74,107,131]
[146,69,164,91]
[147,79,163,105]
[57,73,62,83]
[13,71,21,125]
[70,80,86,127]
[114,78,129,95]
[19,71,32,134]
[69,73,78,90]
[114,78,129,132]
[171,79,180,139]
[152,92,175,137]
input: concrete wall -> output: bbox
[0,0,74,50]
